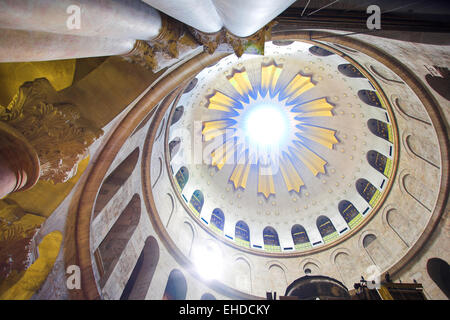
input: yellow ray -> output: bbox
[258,163,275,198]
[284,74,315,103]
[211,139,237,170]
[202,120,236,141]
[207,91,237,112]
[296,125,338,149]
[290,142,327,176]
[229,151,252,189]
[228,70,253,97]
[261,62,282,95]
[279,153,304,192]
[295,98,334,117]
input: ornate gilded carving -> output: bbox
[122,15,200,72]
[0,78,102,184]
[190,21,277,58]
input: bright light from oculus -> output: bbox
[191,242,223,280]
[244,104,288,147]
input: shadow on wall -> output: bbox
[425,66,450,101]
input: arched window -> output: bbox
[316,216,338,244]
[169,137,181,159]
[358,90,383,108]
[200,293,216,300]
[367,150,393,177]
[367,119,393,143]
[291,225,311,250]
[175,166,189,191]
[184,78,198,94]
[338,200,363,229]
[210,208,225,234]
[235,220,250,248]
[338,63,365,78]
[162,269,187,300]
[171,106,184,125]
[356,178,381,207]
[427,258,450,299]
[95,194,141,287]
[93,147,139,219]
[309,45,334,56]
[263,226,281,252]
[120,236,159,300]
[188,190,204,217]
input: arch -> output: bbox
[210,208,225,234]
[200,293,216,300]
[155,118,166,141]
[174,166,189,191]
[235,220,250,248]
[362,233,390,270]
[169,137,181,159]
[356,178,381,207]
[386,208,413,247]
[338,200,363,229]
[316,215,338,244]
[427,258,450,298]
[268,263,288,295]
[234,257,252,294]
[291,224,311,250]
[358,89,383,108]
[263,226,281,252]
[151,157,163,188]
[95,194,141,287]
[272,40,294,46]
[93,147,139,219]
[334,252,355,288]
[367,150,393,177]
[303,262,320,275]
[402,174,434,212]
[369,65,404,84]
[367,119,393,143]
[338,63,365,78]
[181,221,195,257]
[162,269,187,300]
[309,45,334,56]
[170,106,184,125]
[391,95,431,125]
[120,236,160,300]
[405,134,440,169]
[189,190,204,217]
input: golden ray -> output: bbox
[279,153,304,192]
[296,125,338,149]
[228,69,253,97]
[211,139,238,170]
[202,120,236,141]
[290,142,327,176]
[294,98,334,117]
[207,91,237,112]
[229,151,252,189]
[261,62,282,96]
[258,162,275,198]
[283,74,315,103]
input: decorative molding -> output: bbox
[0,78,102,184]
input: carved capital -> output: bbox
[122,15,200,72]
[0,78,103,184]
[189,21,277,58]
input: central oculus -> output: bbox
[244,104,289,147]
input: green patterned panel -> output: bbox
[295,242,312,251]
[264,244,282,253]
[369,189,382,207]
[323,231,339,244]
[348,213,363,229]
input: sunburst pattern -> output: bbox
[202,60,338,198]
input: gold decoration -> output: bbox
[0,78,102,183]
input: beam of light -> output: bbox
[191,242,223,280]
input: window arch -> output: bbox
[427,258,450,299]
[291,225,311,250]
[367,150,393,177]
[309,45,334,56]
[95,194,141,287]
[338,200,363,229]
[189,190,204,217]
[162,269,187,300]
[338,63,365,78]
[210,208,225,234]
[171,106,184,125]
[263,226,281,252]
[367,119,393,143]
[120,236,159,300]
[174,166,189,191]
[235,220,250,248]
[356,178,381,207]
[184,78,198,94]
[316,216,338,244]
[93,147,139,219]
[358,90,383,108]
[169,137,181,159]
